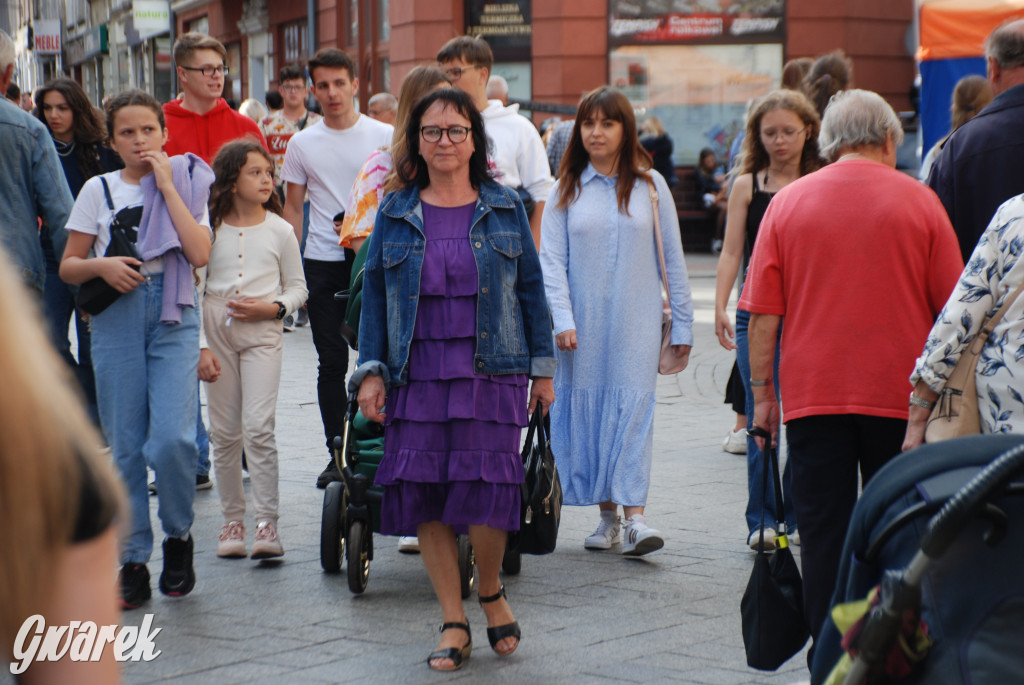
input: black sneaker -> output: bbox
[196,473,213,490]
[159,535,196,597]
[316,459,341,489]
[119,563,152,610]
[296,307,309,327]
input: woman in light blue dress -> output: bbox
[539,86,694,556]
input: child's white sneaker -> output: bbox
[622,514,664,556]
[217,520,247,558]
[251,520,284,559]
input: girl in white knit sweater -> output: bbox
[199,139,308,560]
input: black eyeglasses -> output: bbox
[442,65,480,81]
[420,126,471,144]
[181,64,229,77]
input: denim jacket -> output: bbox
[352,180,555,390]
[0,100,74,292]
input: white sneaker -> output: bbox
[251,520,284,559]
[622,515,664,556]
[722,427,747,454]
[282,314,295,332]
[584,511,621,550]
[217,520,246,558]
[748,527,777,551]
[786,529,800,547]
[398,536,421,554]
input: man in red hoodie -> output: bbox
[163,33,267,163]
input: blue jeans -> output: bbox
[197,392,210,476]
[735,306,797,534]
[41,233,99,426]
[91,275,198,564]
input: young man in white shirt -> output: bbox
[280,48,392,488]
[437,36,554,249]
[260,63,323,329]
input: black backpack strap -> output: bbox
[298,113,310,131]
[99,176,115,211]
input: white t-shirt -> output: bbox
[280,115,393,261]
[481,100,554,204]
[65,170,211,274]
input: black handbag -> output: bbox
[76,177,142,316]
[740,429,809,670]
[517,408,562,555]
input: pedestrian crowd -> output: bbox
[3,15,1024,682]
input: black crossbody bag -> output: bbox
[76,177,142,315]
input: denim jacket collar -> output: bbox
[380,179,519,224]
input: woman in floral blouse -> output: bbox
[905,194,1024,449]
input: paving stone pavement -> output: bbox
[115,253,812,684]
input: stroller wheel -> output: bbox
[347,519,371,594]
[320,481,346,573]
[501,534,522,575]
[458,534,476,599]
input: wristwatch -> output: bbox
[909,391,935,410]
[273,301,286,320]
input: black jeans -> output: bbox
[786,413,906,662]
[303,257,353,453]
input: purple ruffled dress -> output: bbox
[375,201,528,535]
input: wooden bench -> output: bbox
[670,167,717,253]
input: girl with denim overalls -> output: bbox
[59,89,213,610]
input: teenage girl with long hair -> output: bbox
[540,86,694,556]
[33,77,122,423]
[199,139,307,560]
[714,89,822,549]
[59,89,213,610]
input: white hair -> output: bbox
[818,89,903,162]
[0,30,15,75]
[368,92,397,111]
[238,97,267,123]
[486,75,509,101]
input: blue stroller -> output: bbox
[811,434,1024,684]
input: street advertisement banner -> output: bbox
[134,0,171,39]
[466,1,531,60]
[609,0,784,46]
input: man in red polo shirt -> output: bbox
[163,32,267,163]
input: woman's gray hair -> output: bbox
[818,89,904,162]
[0,30,16,76]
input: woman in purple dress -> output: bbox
[351,88,556,672]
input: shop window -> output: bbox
[283,20,307,65]
[379,57,390,93]
[378,0,390,42]
[610,44,782,166]
[187,16,209,35]
[349,0,359,45]
[226,43,242,104]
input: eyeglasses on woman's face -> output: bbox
[760,125,807,142]
[420,125,471,144]
[181,64,229,78]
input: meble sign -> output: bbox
[34,20,61,54]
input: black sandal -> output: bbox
[426,621,472,671]
[479,585,521,655]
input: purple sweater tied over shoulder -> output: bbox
[137,152,214,324]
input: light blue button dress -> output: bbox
[539,165,694,506]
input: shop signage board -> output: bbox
[67,25,109,65]
[609,0,784,46]
[134,0,171,39]
[34,20,62,54]
[466,1,531,61]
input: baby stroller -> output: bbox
[811,434,1024,685]
[320,393,477,595]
